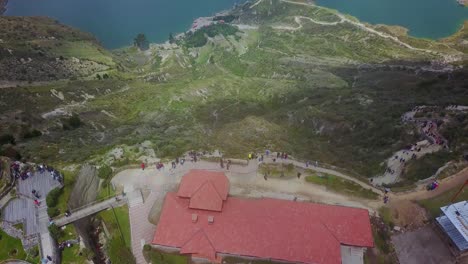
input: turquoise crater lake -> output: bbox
[4,0,468,49]
[316,0,468,40]
[4,0,243,49]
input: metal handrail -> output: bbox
[52,193,125,220]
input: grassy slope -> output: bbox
[60,224,88,264]
[98,205,131,248]
[0,0,467,182]
[305,172,378,199]
[98,205,133,263]
[0,229,40,263]
[143,247,187,264]
[418,185,468,219]
[0,16,112,62]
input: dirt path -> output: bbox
[273,15,344,31]
[277,0,461,61]
[112,156,381,212]
[112,152,467,209]
[372,140,442,185]
[392,167,468,202]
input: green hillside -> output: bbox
[0,0,467,181]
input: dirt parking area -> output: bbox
[392,225,454,264]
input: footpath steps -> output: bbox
[129,191,158,264]
[127,190,144,208]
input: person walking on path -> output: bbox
[141,162,145,170]
[226,160,231,170]
[220,158,224,169]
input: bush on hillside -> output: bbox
[47,207,60,218]
[48,224,62,241]
[0,134,15,145]
[62,113,82,130]
[46,187,63,208]
[184,24,239,48]
[23,129,42,139]
[0,146,21,160]
[98,165,113,180]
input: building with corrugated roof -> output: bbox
[436,201,468,259]
[151,169,374,264]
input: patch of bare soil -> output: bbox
[390,200,428,230]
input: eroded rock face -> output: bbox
[0,156,13,195]
[68,164,100,209]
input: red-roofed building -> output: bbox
[152,170,374,264]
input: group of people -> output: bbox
[427,180,439,191]
[421,121,446,146]
[10,161,34,181]
[219,158,232,170]
[276,152,289,160]
[141,154,193,172]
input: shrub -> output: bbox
[23,129,42,139]
[98,165,113,180]
[0,134,15,145]
[27,247,39,257]
[0,146,21,160]
[47,207,60,218]
[143,244,151,252]
[48,224,62,241]
[46,187,63,208]
[184,24,239,48]
[62,113,82,130]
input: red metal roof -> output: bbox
[189,181,224,212]
[153,187,374,264]
[177,170,229,201]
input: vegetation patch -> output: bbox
[305,172,378,199]
[99,206,131,248]
[259,162,296,178]
[223,256,282,264]
[143,246,188,264]
[403,152,455,182]
[98,206,133,263]
[46,187,63,208]
[184,24,239,48]
[59,224,89,264]
[62,113,82,130]
[107,237,136,264]
[0,229,28,261]
[418,185,468,219]
[378,207,394,228]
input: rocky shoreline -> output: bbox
[457,0,468,6]
[0,0,7,15]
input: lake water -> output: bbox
[5,0,468,49]
[316,0,468,40]
[5,0,242,49]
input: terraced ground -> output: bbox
[0,0,467,185]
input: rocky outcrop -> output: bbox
[0,0,7,15]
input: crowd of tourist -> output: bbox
[10,162,63,184]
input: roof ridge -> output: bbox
[191,180,210,197]
[180,228,203,249]
[318,218,340,245]
[200,228,216,252]
[181,228,216,255]
[206,179,223,200]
